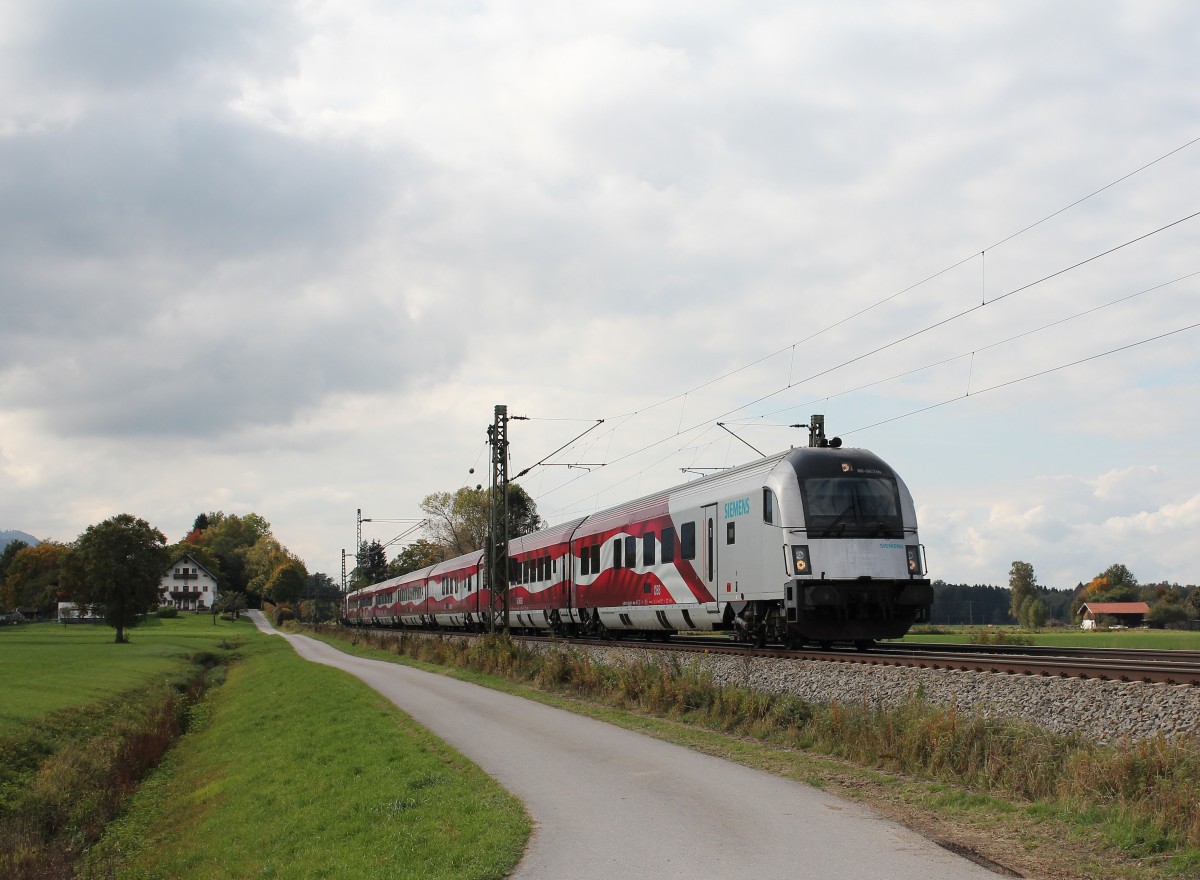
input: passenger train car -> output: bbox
[345,441,932,648]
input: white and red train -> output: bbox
[344,441,933,647]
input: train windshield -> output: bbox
[801,476,903,538]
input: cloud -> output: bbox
[1,0,1199,586]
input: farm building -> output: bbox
[1080,601,1150,629]
[159,553,220,611]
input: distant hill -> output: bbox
[0,530,41,553]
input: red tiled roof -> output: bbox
[1082,602,1150,615]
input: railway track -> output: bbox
[541,634,1200,686]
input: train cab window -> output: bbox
[590,544,601,572]
[643,533,656,566]
[581,547,591,576]
[662,527,676,562]
[625,535,637,569]
[613,539,623,569]
[727,522,736,545]
[763,488,778,525]
[680,522,696,560]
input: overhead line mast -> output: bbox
[488,405,511,634]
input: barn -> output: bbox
[1080,601,1150,629]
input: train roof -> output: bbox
[348,443,893,597]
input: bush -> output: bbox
[155,606,178,619]
[274,607,296,626]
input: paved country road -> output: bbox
[249,613,1002,880]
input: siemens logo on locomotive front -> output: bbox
[724,498,751,518]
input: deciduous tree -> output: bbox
[62,515,169,643]
[1008,561,1037,623]
[265,559,308,605]
[420,484,543,557]
[388,539,446,576]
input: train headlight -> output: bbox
[792,545,812,576]
[906,545,923,576]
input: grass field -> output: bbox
[1,615,529,879]
[0,615,254,734]
[896,626,1200,650]
[81,632,529,880]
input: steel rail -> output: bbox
[547,635,1200,686]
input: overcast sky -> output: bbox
[2,0,1198,591]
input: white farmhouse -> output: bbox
[160,553,220,611]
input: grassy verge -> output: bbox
[311,626,1200,880]
[79,632,529,880]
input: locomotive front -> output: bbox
[773,445,932,645]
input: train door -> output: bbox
[699,503,718,598]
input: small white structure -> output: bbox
[57,602,101,620]
[160,553,220,611]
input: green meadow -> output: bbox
[0,615,250,734]
[0,616,529,880]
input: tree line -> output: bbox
[0,511,338,641]
[933,560,1199,628]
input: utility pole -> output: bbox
[489,405,510,634]
[340,548,348,618]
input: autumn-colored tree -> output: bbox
[0,542,70,616]
[190,512,275,597]
[61,514,169,643]
[1072,563,1141,618]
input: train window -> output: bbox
[625,535,637,569]
[591,544,601,572]
[581,547,591,576]
[662,527,676,562]
[613,539,623,569]
[540,556,549,581]
[727,522,736,545]
[643,533,656,566]
[681,522,696,560]
[763,488,778,525]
